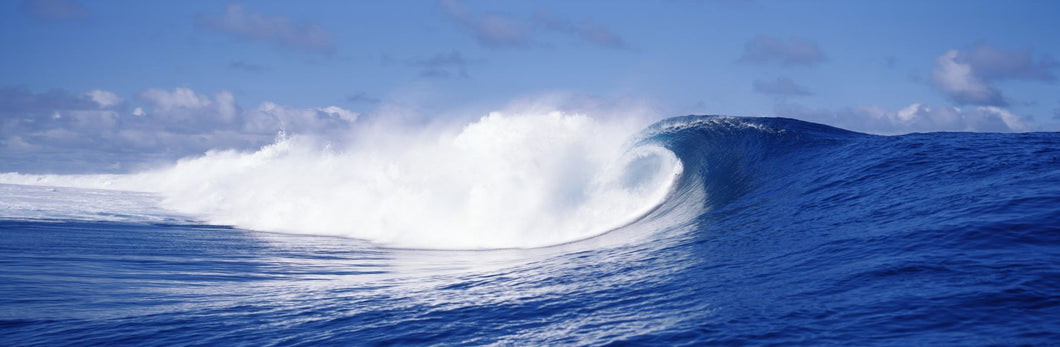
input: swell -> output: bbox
[638,116,861,214]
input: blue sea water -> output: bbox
[1,116,1058,345]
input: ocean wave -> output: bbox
[1,111,687,249]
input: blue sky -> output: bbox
[2,0,1059,172]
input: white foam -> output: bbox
[0,111,681,249]
[0,183,188,224]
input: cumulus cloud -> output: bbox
[776,102,1034,134]
[136,88,239,133]
[738,35,825,67]
[931,44,1057,106]
[932,50,1003,106]
[197,4,334,54]
[140,88,214,111]
[439,0,626,49]
[20,0,86,21]
[82,90,123,108]
[243,102,357,134]
[1,86,357,172]
[0,87,110,115]
[0,87,126,161]
[752,77,811,96]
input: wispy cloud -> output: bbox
[228,60,269,73]
[752,77,811,96]
[439,0,626,50]
[738,35,825,67]
[139,87,215,111]
[439,0,529,48]
[931,44,1057,106]
[19,0,86,21]
[0,87,117,115]
[387,51,477,79]
[413,51,473,78]
[532,10,626,49]
[197,4,335,54]
[959,44,1057,81]
[345,92,380,104]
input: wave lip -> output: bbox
[159,112,687,249]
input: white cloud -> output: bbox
[895,103,923,123]
[776,102,1034,134]
[133,88,362,137]
[931,50,1004,106]
[319,106,358,122]
[139,87,213,111]
[65,109,120,130]
[84,90,123,108]
[2,86,358,172]
[244,102,358,134]
[215,90,238,123]
[930,44,1057,106]
[976,106,1030,132]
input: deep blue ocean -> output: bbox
[1,116,1058,345]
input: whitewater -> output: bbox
[1,113,1057,345]
[1,111,685,249]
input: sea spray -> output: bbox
[1,111,683,249]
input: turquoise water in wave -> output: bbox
[1,116,1058,345]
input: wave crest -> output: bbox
[0,111,679,249]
